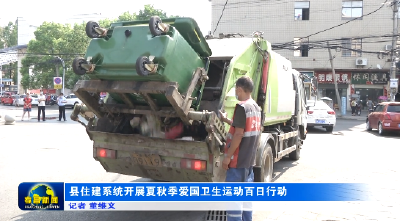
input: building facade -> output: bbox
[211,0,399,110]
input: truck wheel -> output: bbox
[136,56,150,76]
[149,16,164,36]
[254,143,273,182]
[289,144,300,161]
[73,57,88,75]
[86,21,100,38]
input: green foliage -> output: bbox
[0,21,18,49]
[20,4,176,90]
[136,4,169,20]
[99,18,117,28]
[20,22,90,90]
[118,12,137,22]
[119,4,176,22]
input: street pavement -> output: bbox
[0,105,399,221]
[335,110,369,121]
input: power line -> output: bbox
[275,0,389,47]
[213,0,229,35]
[272,34,399,47]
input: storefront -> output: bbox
[351,72,389,107]
[315,71,349,109]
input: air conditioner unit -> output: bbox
[356,58,367,66]
[385,45,392,50]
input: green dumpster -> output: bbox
[75,17,212,108]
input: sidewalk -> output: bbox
[0,107,72,122]
[335,110,368,121]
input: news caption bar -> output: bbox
[64,183,375,211]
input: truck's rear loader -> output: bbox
[71,16,310,182]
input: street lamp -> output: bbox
[55,56,65,94]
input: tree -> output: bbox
[0,21,19,87]
[118,5,177,22]
[0,21,18,49]
[20,22,90,90]
[118,12,136,22]
[20,5,179,91]
[99,18,117,28]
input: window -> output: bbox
[387,105,400,112]
[341,39,362,57]
[295,1,310,20]
[294,37,309,57]
[342,1,363,19]
[374,105,384,112]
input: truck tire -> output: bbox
[288,135,300,161]
[254,143,273,182]
[149,16,164,36]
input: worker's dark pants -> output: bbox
[225,167,254,221]
[59,106,66,121]
[38,106,45,121]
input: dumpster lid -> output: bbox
[206,38,255,60]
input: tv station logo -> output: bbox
[18,182,64,210]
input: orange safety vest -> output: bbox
[224,98,262,168]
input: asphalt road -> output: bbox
[0,105,399,221]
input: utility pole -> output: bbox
[390,0,399,102]
[327,42,342,116]
[55,63,59,95]
[55,57,65,95]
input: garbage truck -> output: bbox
[70,16,312,182]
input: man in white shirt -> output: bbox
[38,91,46,122]
[57,93,67,121]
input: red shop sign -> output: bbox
[316,72,350,84]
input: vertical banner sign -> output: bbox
[341,97,347,116]
[54,77,62,89]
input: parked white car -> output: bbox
[13,95,24,107]
[13,94,39,107]
[306,100,336,132]
[64,94,82,109]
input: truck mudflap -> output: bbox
[89,131,226,182]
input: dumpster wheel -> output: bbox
[149,16,164,36]
[73,57,89,75]
[86,21,101,38]
[135,56,150,76]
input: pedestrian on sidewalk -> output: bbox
[57,93,67,121]
[21,93,32,121]
[350,98,357,116]
[38,91,46,121]
[219,76,262,221]
[366,98,373,114]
